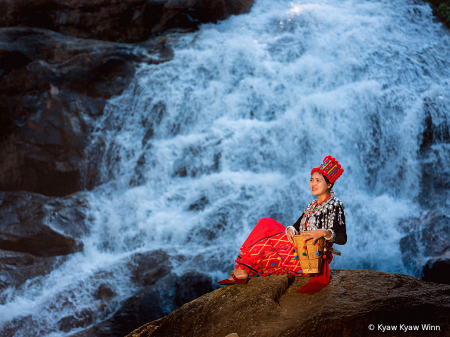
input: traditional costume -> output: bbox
[220,156,347,294]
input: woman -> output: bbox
[218,156,347,294]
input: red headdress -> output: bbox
[310,155,344,183]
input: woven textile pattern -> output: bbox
[235,218,307,277]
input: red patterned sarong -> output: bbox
[234,218,334,294]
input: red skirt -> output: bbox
[234,218,334,294]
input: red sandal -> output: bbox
[217,272,249,285]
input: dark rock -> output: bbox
[0,314,33,337]
[418,96,450,208]
[0,0,253,196]
[151,0,254,36]
[420,98,450,151]
[94,271,214,337]
[126,270,450,337]
[0,219,81,257]
[187,196,209,211]
[172,271,214,308]
[0,190,89,307]
[94,283,117,304]
[0,50,32,76]
[0,250,68,295]
[0,27,172,196]
[422,257,450,285]
[400,212,450,284]
[1,278,120,336]
[94,288,168,337]
[67,252,213,337]
[129,250,172,286]
[0,0,254,42]
[0,191,87,257]
[172,145,221,178]
[58,308,96,333]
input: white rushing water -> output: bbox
[2,0,450,335]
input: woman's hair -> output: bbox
[321,173,334,191]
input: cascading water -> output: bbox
[1,0,450,335]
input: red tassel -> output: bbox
[297,251,333,294]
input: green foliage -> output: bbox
[425,0,450,27]
[438,2,450,24]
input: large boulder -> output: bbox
[421,256,450,286]
[400,212,450,285]
[0,0,254,42]
[126,270,450,337]
[0,27,172,196]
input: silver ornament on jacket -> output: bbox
[308,215,316,225]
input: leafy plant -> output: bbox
[438,2,450,24]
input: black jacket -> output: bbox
[292,196,347,245]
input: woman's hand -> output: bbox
[286,227,298,244]
[302,229,329,245]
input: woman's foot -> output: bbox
[227,268,248,281]
[217,268,249,285]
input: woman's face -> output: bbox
[310,171,331,197]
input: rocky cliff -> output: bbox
[0,2,253,334]
[126,270,450,337]
[0,0,253,294]
[0,0,254,43]
[0,0,253,197]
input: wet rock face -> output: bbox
[67,251,214,337]
[130,251,173,287]
[0,250,67,296]
[0,191,87,290]
[96,271,214,337]
[418,97,450,208]
[0,0,254,42]
[0,0,253,197]
[109,253,213,336]
[406,96,450,286]
[0,191,88,256]
[126,270,450,337]
[0,27,173,196]
[400,212,450,285]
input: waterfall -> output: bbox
[1,0,450,335]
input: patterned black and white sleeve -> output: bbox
[331,203,347,245]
